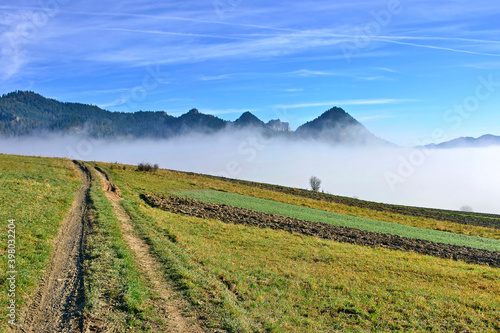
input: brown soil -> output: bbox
[178,171,500,229]
[94,165,122,201]
[19,161,91,332]
[94,168,205,333]
[141,194,500,268]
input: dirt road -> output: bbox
[94,167,205,333]
[19,161,91,332]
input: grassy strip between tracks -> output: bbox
[84,173,165,331]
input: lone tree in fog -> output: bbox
[309,176,321,192]
[460,205,473,212]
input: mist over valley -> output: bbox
[1,91,500,214]
[2,130,500,215]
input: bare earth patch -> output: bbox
[141,193,500,268]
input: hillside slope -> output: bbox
[2,154,499,332]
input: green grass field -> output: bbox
[177,190,500,251]
[103,162,500,332]
[137,207,500,332]
[98,165,500,241]
[1,156,500,332]
[0,154,81,330]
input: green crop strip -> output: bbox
[178,190,500,252]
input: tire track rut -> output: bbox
[19,161,91,333]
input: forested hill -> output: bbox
[0,91,388,146]
[0,91,226,138]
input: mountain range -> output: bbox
[2,91,499,149]
[0,91,387,145]
[421,134,500,149]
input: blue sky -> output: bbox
[1,0,500,145]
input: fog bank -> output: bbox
[1,131,499,215]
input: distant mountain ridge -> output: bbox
[421,134,500,149]
[0,90,385,145]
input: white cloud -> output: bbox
[462,62,500,69]
[358,76,392,81]
[372,37,500,58]
[0,12,34,80]
[288,69,336,77]
[101,27,249,41]
[199,74,232,81]
[375,67,400,73]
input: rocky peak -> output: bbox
[234,111,266,127]
[266,119,291,132]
